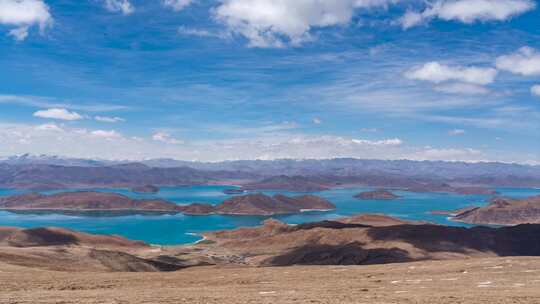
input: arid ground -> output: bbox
[3,257,540,304]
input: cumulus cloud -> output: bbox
[496,47,540,76]
[531,85,540,97]
[94,116,125,123]
[163,0,193,11]
[177,26,229,39]
[152,132,184,145]
[0,123,531,163]
[33,108,83,121]
[104,0,134,15]
[214,0,396,47]
[90,130,122,139]
[0,0,53,41]
[410,147,483,161]
[406,62,497,85]
[400,0,535,29]
[34,123,63,132]
[352,138,402,145]
[448,129,466,136]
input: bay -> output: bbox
[0,186,538,245]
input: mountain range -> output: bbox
[1,154,539,189]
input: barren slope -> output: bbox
[2,257,540,304]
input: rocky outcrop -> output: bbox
[354,189,400,200]
[0,192,182,214]
[449,195,540,225]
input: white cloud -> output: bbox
[8,26,28,41]
[0,0,53,41]
[531,85,540,97]
[0,94,129,112]
[90,130,122,139]
[214,0,396,48]
[496,47,540,76]
[409,147,484,161]
[448,129,466,136]
[434,83,490,95]
[406,62,497,85]
[177,26,228,39]
[312,117,322,124]
[351,138,402,146]
[94,116,125,123]
[400,0,535,29]
[152,132,184,145]
[163,0,193,11]
[33,108,83,121]
[34,123,63,132]
[0,123,534,163]
[104,0,134,15]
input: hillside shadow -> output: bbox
[8,228,79,247]
[266,242,410,266]
[366,224,540,257]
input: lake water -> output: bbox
[0,186,539,245]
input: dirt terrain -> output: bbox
[3,214,540,303]
[2,257,540,304]
[450,195,540,225]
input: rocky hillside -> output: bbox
[354,189,401,200]
[4,214,540,273]
[0,192,182,213]
[200,214,540,266]
[449,195,540,225]
[179,193,336,216]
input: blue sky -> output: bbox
[0,0,539,163]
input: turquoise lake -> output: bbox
[0,186,539,245]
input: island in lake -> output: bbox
[180,193,335,216]
[354,189,401,200]
[433,195,540,226]
[0,192,335,217]
[131,185,160,194]
[0,191,181,214]
[222,188,246,195]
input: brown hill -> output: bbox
[0,227,203,272]
[5,213,540,273]
[199,214,540,266]
[450,195,540,225]
[0,227,147,248]
[354,189,400,200]
[178,193,335,216]
[0,191,182,213]
[131,185,160,193]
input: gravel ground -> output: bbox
[2,257,540,304]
